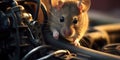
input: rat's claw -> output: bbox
[53,30,59,39]
[74,40,80,47]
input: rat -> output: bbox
[48,0,91,47]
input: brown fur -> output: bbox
[48,0,91,46]
[29,0,91,47]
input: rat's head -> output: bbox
[49,0,91,41]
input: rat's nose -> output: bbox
[63,29,72,37]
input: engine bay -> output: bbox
[0,0,120,60]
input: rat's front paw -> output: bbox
[73,40,80,47]
[53,30,59,39]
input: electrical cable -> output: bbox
[9,1,21,60]
[43,32,120,60]
[102,43,120,55]
[37,50,68,60]
[27,27,40,46]
[34,0,40,20]
[21,45,51,60]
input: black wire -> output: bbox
[37,50,68,60]
[27,27,40,46]
[21,45,51,60]
[102,43,120,55]
[10,5,21,60]
[43,32,120,60]
[34,0,40,20]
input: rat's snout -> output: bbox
[63,28,73,37]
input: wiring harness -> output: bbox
[0,0,120,60]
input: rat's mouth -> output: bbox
[61,28,76,38]
[62,34,78,42]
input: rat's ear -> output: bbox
[77,0,91,12]
[51,0,65,10]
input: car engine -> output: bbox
[0,0,120,60]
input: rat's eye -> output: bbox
[73,18,78,24]
[60,16,64,22]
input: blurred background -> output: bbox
[89,0,120,26]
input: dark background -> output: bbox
[88,0,120,26]
[91,0,120,12]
